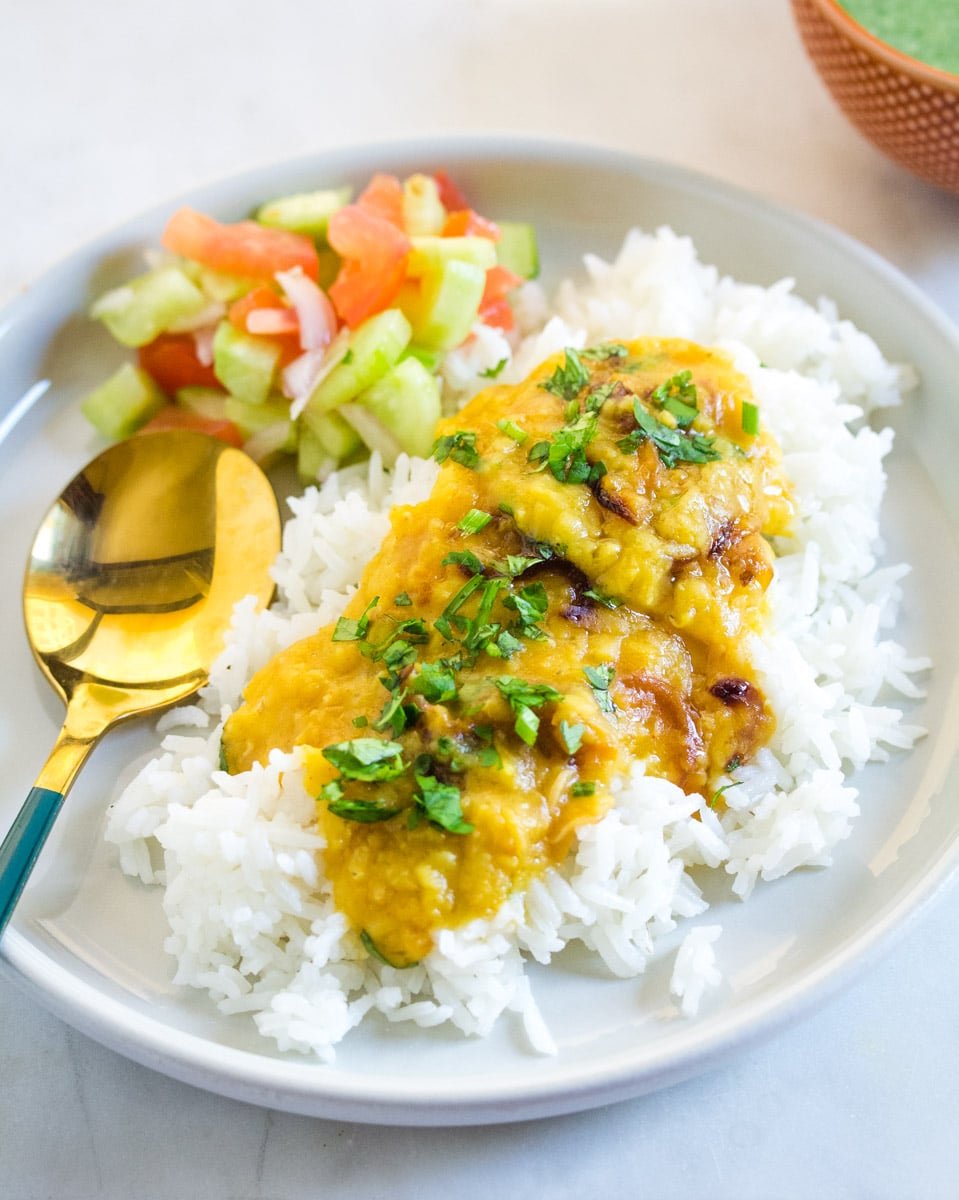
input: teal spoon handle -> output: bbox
[0,724,97,940]
[0,788,66,937]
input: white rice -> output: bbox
[104,226,929,1060]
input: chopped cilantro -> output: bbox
[480,357,509,379]
[414,774,474,834]
[498,502,514,516]
[619,400,720,469]
[352,715,369,728]
[443,549,484,575]
[741,400,760,436]
[503,582,548,630]
[580,343,628,361]
[585,382,616,413]
[393,591,413,607]
[332,595,379,643]
[583,587,618,609]
[571,781,597,797]
[218,741,230,773]
[540,348,590,403]
[559,720,584,755]
[322,737,406,782]
[725,755,742,772]
[583,664,616,715]
[457,508,493,536]
[433,430,480,469]
[327,797,403,823]
[412,662,459,704]
[372,687,412,736]
[360,929,416,968]
[495,676,563,746]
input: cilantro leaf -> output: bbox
[414,774,474,835]
[333,595,379,643]
[583,664,616,715]
[495,676,563,745]
[433,430,480,469]
[327,798,403,823]
[360,929,417,968]
[322,737,406,781]
[559,720,584,755]
[580,343,628,361]
[412,662,459,704]
[540,348,590,402]
[480,357,509,379]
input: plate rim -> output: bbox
[2,133,958,1125]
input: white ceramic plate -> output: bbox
[1,138,957,1126]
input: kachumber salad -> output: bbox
[102,169,928,1058]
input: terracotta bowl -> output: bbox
[791,0,959,195]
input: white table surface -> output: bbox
[2,1,959,1196]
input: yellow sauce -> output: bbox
[223,338,793,964]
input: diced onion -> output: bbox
[246,307,299,336]
[192,326,217,366]
[276,266,337,351]
[283,328,352,417]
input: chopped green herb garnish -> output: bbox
[570,781,597,797]
[433,430,480,469]
[709,780,742,808]
[741,401,760,436]
[393,591,413,607]
[327,797,403,823]
[585,382,616,413]
[495,676,563,746]
[414,774,474,834]
[580,343,628,361]
[443,549,485,575]
[559,720,585,755]
[360,929,416,968]
[583,664,616,715]
[373,687,411,736]
[412,661,459,704]
[540,348,590,402]
[725,755,742,772]
[491,628,524,658]
[322,737,406,782]
[498,502,514,516]
[480,357,509,379]
[352,715,369,728]
[218,741,230,773]
[583,587,618,609]
[619,401,720,469]
[503,582,548,629]
[333,595,379,643]
[496,419,529,445]
[457,508,493,536]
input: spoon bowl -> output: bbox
[1,430,281,935]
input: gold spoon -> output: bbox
[0,430,281,936]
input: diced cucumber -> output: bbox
[81,364,166,439]
[398,259,486,350]
[407,236,497,276]
[338,405,403,466]
[224,394,296,449]
[401,344,443,372]
[297,412,361,481]
[212,321,281,406]
[256,187,352,237]
[402,175,446,237]
[176,386,229,420]
[90,266,208,348]
[495,221,539,280]
[195,267,258,302]
[355,357,440,460]
[301,309,411,428]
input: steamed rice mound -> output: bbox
[104,227,928,1060]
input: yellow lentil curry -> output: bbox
[223,338,794,966]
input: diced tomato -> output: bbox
[327,204,411,326]
[442,209,501,241]
[228,285,290,331]
[478,265,523,331]
[162,208,319,281]
[138,334,221,393]
[140,405,244,447]
[356,174,405,230]
[433,170,468,212]
[227,287,302,364]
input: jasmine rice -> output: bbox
[105,226,928,1060]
